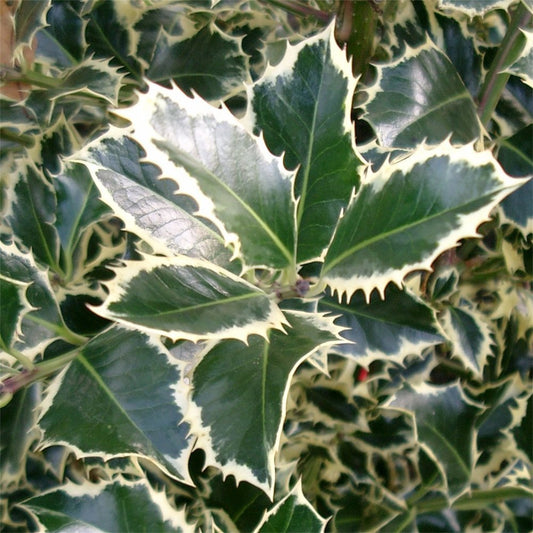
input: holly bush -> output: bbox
[1,0,532,531]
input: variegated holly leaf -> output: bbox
[5,163,60,272]
[146,25,250,101]
[38,326,193,484]
[322,142,526,300]
[503,28,533,89]
[497,124,533,235]
[440,302,493,376]
[319,284,443,366]
[11,0,48,60]
[94,255,286,343]
[24,478,194,532]
[113,82,297,270]
[438,0,518,16]
[0,384,40,487]
[186,311,342,496]
[0,275,31,351]
[80,134,235,270]
[248,24,363,262]
[363,42,481,149]
[0,242,72,359]
[255,481,327,532]
[389,382,481,499]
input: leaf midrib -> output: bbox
[156,139,294,265]
[323,185,502,274]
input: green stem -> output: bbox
[0,348,80,395]
[415,486,532,514]
[0,127,35,148]
[477,3,532,127]
[0,344,35,370]
[262,0,332,23]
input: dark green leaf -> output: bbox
[250,25,362,261]
[13,0,48,51]
[390,382,481,498]
[96,255,285,342]
[364,44,481,148]
[24,479,194,532]
[255,481,326,532]
[146,25,249,101]
[322,143,522,299]
[319,284,443,364]
[188,311,341,495]
[0,275,29,350]
[38,326,193,483]
[122,83,296,269]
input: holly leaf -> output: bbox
[319,284,443,366]
[255,481,327,532]
[322,142,525,300]
[94,255,286,343]
[81,134,235,269]
[249,24,363,262]
[24,479,194,532]
[363,42,481,149]
[114,83,297,270]
[389,382,481,499]
[186,311,342,496]
[38,326,193,484]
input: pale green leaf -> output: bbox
[249,24,362,262]
[24,479,194,532]
[38,326,193,484]
[81,134,235,269]
[319,284,443,365]
[322,142,525,300]
[389,382,481,498]
[116,82,296,269]
[441,302,493,376]
[94,255,286,343]
[255,481,327,532]
[186,311,342,496]
[363,42,481,148]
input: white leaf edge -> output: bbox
[323,140,528,302]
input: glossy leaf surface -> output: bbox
[364,43,481,148]
[322,142,523,299]
[187,311,341,495]
[250,25,362,261]
[38,327,193,483]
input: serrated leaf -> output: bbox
[249,24,362,262]
[95,255,285,343]
[438,0,517,16]
[441,302,493,376]
[186,311,342,496]
[12,0,48,59]
[0,275,31,350]
[0,384,39,487]
[36,0,85,68]
[146,25,250,101]
[255,481,327,533]
[6,163,60,272]
[54,162,110,260]
[81,133,235,269]
[498,124,533,235]
[24,478,194,532]
[0,242,69,358]
[322,142,525,300]
[38,326,193,484]
[319,284,443,365]
[504,28,533,89]
[117,82,296,269]
[363,42,481,148]
[389,382,481,498]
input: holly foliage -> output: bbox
[1,0,532,531]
